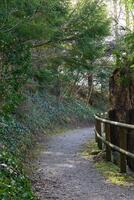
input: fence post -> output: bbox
[105,123,111,161]
[119,127,127,173]
[96,120,102,150]
[95,119,98,143]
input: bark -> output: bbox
[69,71,80,96]
[109,67,134,170]
[87,73,93,105]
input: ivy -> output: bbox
[0,149,38,200]
[0,36,31,114]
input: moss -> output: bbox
[95,161,134,186]
[82,140,134,187]
[81,139,101,158]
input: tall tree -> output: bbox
[0,0,69,114]
[109,0,134,170]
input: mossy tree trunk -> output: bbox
[109,67,134,170]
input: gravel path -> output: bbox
[33,128,134,200]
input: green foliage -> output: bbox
[113,30,134,86]
[0,40,31,114]
[114,31,134,68]
[62,0,110,72]
[0,0,69,115]
[18,91,96,133]
[0,149,38,200]
[125,32,134,66]
[0,116,32,155]
[0,0,111,115]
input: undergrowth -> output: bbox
[0,149,38,200]
[17,91,97,133]
[0,116,37,199]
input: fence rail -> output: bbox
[94,113,134,173]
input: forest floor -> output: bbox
[31,128,134,200]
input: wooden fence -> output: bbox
[94,113,134,173]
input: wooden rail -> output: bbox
[94,113,134,173]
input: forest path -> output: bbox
[32,128,134,200]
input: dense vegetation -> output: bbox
[0,0,133,199]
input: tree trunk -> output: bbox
[124,0,130,29]
[113,0,119,41]
[52,66,61,105]
[109,67,134,170]
[87,73,93,105]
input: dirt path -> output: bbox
[32,128,134,200]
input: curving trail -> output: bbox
[32,128,134,200]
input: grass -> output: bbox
[82,139,134,187]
